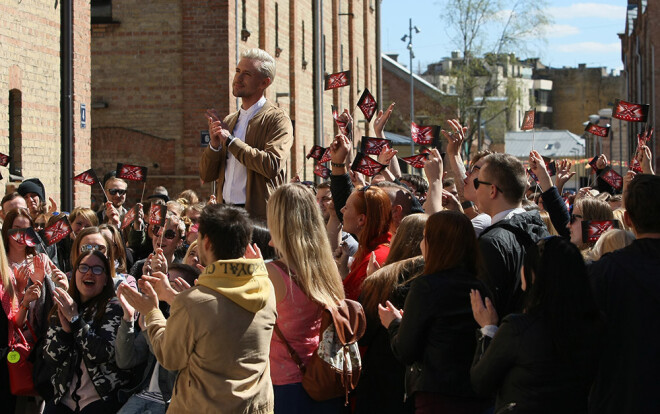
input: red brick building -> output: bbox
[91,0,380,202]
[1,0,92,209]
[620,0,658,170]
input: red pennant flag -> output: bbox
[306,145,326,160]
[360,137,391,156]
[612,99,649,122]
[400,154,429,169]
[319,148,332,164]
[0,153,11,167]
[313,163,331,179]
[420,147,432,155]
[121,206,138,230]
[599,167,623,190]
[42,216,72,245]
[350,153,386,176]
[521,109,536,130]
[630,158,643,173]
[581,220,620,243]
[8,228,40,247]
[332,105,349,135]
[411,122,435,145]
[116,163,148,182]
[324,70,351,90]
[357,89,377,122]
[73,169,99,186]
[149,204,167,227]
[585,123,610,137]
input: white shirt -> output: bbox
[491,207,526,225]
[214,96,267,204]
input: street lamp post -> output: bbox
[401,19,420,161]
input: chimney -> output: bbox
[386,53,399,62]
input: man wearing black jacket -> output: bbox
[475,154,549,318]
[588,173,660,413]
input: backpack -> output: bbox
[274,296,366,405]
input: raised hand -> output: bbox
[366,252,380,277]
[555,159,576,192]
[373,102,395,138]
[442,119,467,156]
[245,243,263,260]
[423,148,444,183]
[330,134,351,165]
[377,147,398,166]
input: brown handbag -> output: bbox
[274,298,366,405]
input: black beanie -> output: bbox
[17,178,45,202]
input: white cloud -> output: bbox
[544,24,581,38]
[546,3,626,20]
[553,41,620,54]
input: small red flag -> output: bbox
[630,158,643,174]
[117,163,148,182]
[350,153,386,176]
[121,206,138,230]
[149,204,167,227]
[581,220,620,243]
[612,99,649,122]
[411,122,435,145]
[8,228,40,247]
[400,154,429,169]
[319,148,332,164]
[521,109,536,131]
[324,70,351,90]
[588,156,599,174]
[332,105,349,136]
[42,216,72,245]
[0,153,11,167]
[360,137,391,156]
[306,145,326,160]
[357,89,377,122]
[313,163,331,179]
[73,169,99,186]
[599,167,623,190]
[585,123,610,137]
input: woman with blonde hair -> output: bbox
[587,228,636,262]
[0,236,19,412]
[567,197,614,257]
[266,183,345,413]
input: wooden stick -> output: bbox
[140,181,147,204]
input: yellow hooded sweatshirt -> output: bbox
[196,257,272,313]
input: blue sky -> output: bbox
[381,0,627,73]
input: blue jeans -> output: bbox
[117,396,168,414]
[274,383,345,414]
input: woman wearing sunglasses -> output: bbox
[130,214,185,280]
[567,197,614,258]
[470,236,603,413]
[42,250,128,413]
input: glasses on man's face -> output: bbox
[569,213,583,224]
[473,178,504,193]
[81,244,107,254]
[77,264,105,275]
[108,189,126,196]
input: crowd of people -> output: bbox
[1,47,659,414]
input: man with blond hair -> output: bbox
[200,48,293,220]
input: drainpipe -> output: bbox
[313,0,323,151]
[375,0,382,108]
[61,0,73,211]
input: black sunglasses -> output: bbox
[108,189,126,196]
[473,178,504,193]
[569,213,583,224]
[163,229,177,240]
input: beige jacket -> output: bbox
[145,258,277,414]
[199,99,293,220]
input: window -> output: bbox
[8,89,22,176]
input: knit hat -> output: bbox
[17,178,45,202]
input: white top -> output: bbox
[491,207,526,226]
[471,213,492,237]
[221,96,267,204]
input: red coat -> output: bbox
[343,233,391,301]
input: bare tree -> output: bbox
[442,0,551,159]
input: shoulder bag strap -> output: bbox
[273,324,306,373]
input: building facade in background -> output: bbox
[0,0,92,207]
[91,0,379,202]
[620,0,658,170]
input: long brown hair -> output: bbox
[353,186,392,266]
[2,208,37,257]
[423,210,481,276]
[385,214,427,265]
[49,250,116,326]
[99,224,128,273]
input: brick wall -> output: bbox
[91,0,379,196]
[0,0,91,207]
